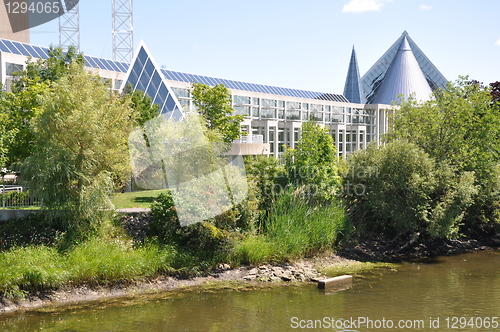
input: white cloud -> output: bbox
[342,0,393,13]
[496,39,500,46]
[420,4,433,10]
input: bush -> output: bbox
[344,141,478,239]
[149,191,231,261]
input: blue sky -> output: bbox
[30,0,499,94]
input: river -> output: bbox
[1,250,499,331]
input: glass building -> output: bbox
[1,31,448,158]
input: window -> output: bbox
[114,79,123,90]
[234,95,251,105]
[6,63,23,76]
[172,87,190,98]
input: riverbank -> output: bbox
[1,233,499,315]
[0,252,360,314]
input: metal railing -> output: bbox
[234,135,264,144]
[0,186,40,209]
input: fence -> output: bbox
[0,186,40,209]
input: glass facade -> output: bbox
[126,46,183,119]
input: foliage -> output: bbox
[244,155,286,213]
[191,82,244,142]
[234,189,347,265]
[387,77,500,226]
[344,141,478,239]
[285,121,341,203]
[21,63,135,238]
[1,46,85,169]
[149,192,231,261]
[123,84,160,127]
[12,46,84,92]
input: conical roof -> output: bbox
[343,46,366,104]
[371,36,433,104]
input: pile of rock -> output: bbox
[119,211,152,242]
[241,263,321,283]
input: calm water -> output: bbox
[1,250,499,331]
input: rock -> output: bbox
[248,268,258,275]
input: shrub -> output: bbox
[149,191,231,260]
[344,141,478,239]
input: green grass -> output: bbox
[112,189,171,209]
[0,237,176,299]
[233,193,348,265]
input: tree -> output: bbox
[344,141,478,239]
[191,82,243,142]
[1,46,85,169]
[285,121,341,203]
[22,63,135,235]
[12,46,84,92]
[123,84,159,127]
[386,77,500,226]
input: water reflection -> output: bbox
[1,251,499,331]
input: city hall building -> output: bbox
[0,31,447,158]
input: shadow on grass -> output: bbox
[133,197,155,204]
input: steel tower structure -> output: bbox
[58,0,80,51]
[112,0,134,63]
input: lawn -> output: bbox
[112,189,170,209]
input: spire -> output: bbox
[371,36,434,104]
[343,46,366,104]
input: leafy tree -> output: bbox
[1,46,84,168]
[285,121,341,203]
[191,82,243,142]
[12,46,84,92]
[344,141,478,239]
[22,63,135,236]
[123,84,159,127]
[386,77,500,225]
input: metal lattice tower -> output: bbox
[112,0,134,63]
[59,1,80,51]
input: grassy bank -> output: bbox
[0,238,175,299]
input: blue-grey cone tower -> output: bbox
[343,46,366,104]
[362,31,447,104]
[371,36,433,104]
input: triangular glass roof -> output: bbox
[122,42,183,120]
[343,46,366,104]
[361,31,447,104]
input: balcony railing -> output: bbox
[233,135,264,144]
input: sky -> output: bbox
[29,0,500,95]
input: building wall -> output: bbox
[169,81,393,158]
[0,49,394,158]
[0,3,30,43]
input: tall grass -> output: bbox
[234,192,347,265]
[0,239,176,299]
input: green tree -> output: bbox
[387,77,500,225]
[1,46,84,168]
[123,84,159,127]
[344,141,478,239]
[12,46,84,92]
[191,82,243,142]
[285,121,341,203]
[22,63,135,236]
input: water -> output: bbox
[1,250,499,331]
